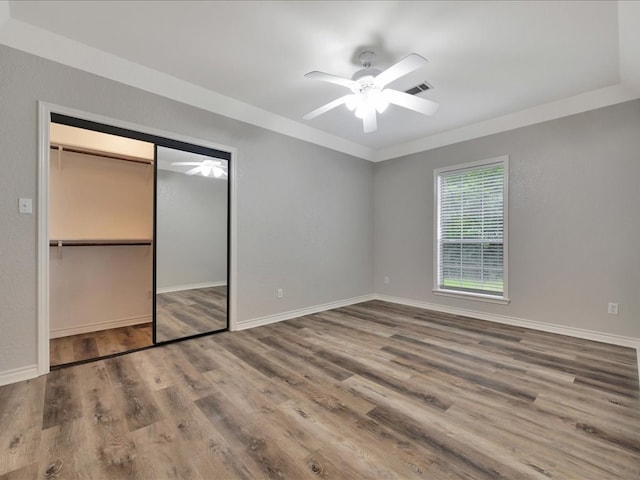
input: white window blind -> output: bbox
[435,158,507,298]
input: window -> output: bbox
[434,156,509,303]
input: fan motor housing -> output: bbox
[351,67,382,81]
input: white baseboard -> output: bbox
[374,294,640,348]
[374,293,640,380]
[50,314,152,339]
[0,364,39,387]
[156,281,226,294]
[234,294,376,331]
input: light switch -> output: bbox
[19,198,33,214]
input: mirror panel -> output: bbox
[155,146,228,342]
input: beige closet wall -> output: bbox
[49,246,153,337]
[49,125,154,337]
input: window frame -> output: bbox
[433,155,510,304]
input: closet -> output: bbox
[49,123,154,365]
[46,112,232,368]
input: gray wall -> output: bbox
[374,100,640,338]
[1,41,637,376]
[0,45,374,373]
[156,169,228,289]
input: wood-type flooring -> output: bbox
[2,300,639,479]
[156,286,227,342]
[50,286,227,366]
[49,323,152,367]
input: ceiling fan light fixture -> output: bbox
[303,51,438,133]
[352,90,388,119]
[345,94,360,111]
[370,90,389,114]
[355,104,367,119]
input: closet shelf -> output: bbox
[50,144,154,165]
[50,239,152,247]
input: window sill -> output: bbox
[432,289,510,305]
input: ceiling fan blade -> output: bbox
[303,95,351,120]
[185,166,201,176]
[374,53,428,88]
[382,89,439,116]
[363,107,377,133]
[171,162,202,166]
[305,71,356,89]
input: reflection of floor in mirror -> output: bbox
[155,285,227,342]
[50,323,152,367]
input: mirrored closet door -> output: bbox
[47,112,231,367]
[154,146,229,342]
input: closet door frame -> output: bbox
[36,101,238,375]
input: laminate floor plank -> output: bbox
[104,355,162,432]
[0,379,45,477]
[37,422,83,480]
[445,393,638,479]
[129,419,203,480]
[0,463,38,480]
[263,348,378,415]
[50,323,152,367]
[49,336,76,366]
[128,346,174,392]
[520,330,638,363]
[75,361,144,480]
[1,300,638,479]
[195,390,313,479]
[72,336,100,361]
[201,344,292,407]
[153,385,256,479]
[344,373,528,479]
[203,366,283,418]
[257,333,355,381]
[155,286,227,342]
[158,345,218,401]
[41,368,83,430]
[168,340,221,374]
[277,398,425,480]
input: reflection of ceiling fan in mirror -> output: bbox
[171,159,228,178]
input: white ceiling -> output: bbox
[2,1,640,161]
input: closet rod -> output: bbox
[49,240,152,247]
[50,144,153,165]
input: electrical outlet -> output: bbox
[384,276,390,285]
[277,288,284,299]
[607,302,618,315]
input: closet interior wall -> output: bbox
[49,123,154,338]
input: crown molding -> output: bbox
[0,17,375,161]
[1,10,638,164]
[373,83,640,162]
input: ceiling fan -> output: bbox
[171,158,228,178]
[303,51,439,133]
